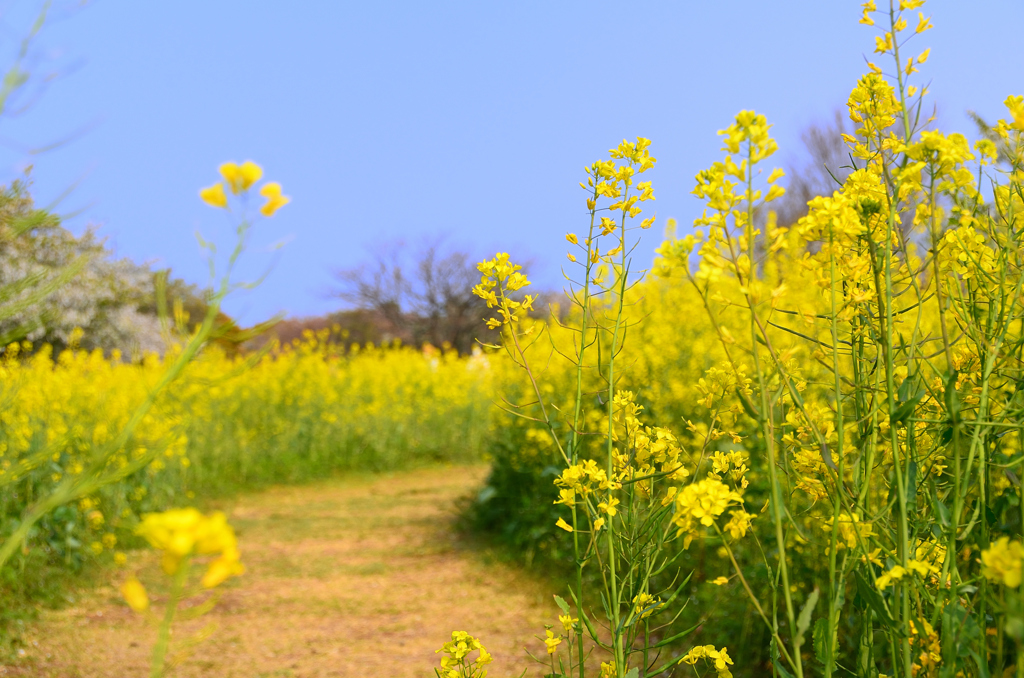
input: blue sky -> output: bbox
[0,1,1021,323]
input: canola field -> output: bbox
[0,335,495,572]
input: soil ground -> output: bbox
[3,466,558,677]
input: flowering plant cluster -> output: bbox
[120,508,245,677]
[435,631,493,678]
[442,1,1024,676]
[455,132,759,676]
[200,160,290,217]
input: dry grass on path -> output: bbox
[6,466,557,677]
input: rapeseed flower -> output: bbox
[120,576,149,612]
[259,181,290,216]
[436,631,492,678]
[981,537,1024,587]
[136,508,244,587]
[219,160,262,194]
[199,182,227,208]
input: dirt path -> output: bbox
[8,466,558,677]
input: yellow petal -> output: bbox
[121,577,149,612]
[199,183,227,208]
[239,161,263,191]
[555,517,573,532]
[219,162,242,194]
[260,193,290,217]
[260,181,282,199]
[201,555,245,588]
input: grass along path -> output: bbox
[6,466,556,677]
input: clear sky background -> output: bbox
[0,1,1021,323]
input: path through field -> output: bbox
[9,466,555,677]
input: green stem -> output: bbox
[151,557,191,678]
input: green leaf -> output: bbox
[892,372,924,425]
[812,617,831,667]
[931,486,951,528]
[623,669,639,678]
[891,396,922,425]
[737,389,760,420]
[1005,616,1024,642]
[795,588,819,648]
[553,594,570,615]
[968,650,991,678]
[854,571,898,630]
[770,637,796,678]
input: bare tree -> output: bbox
[332,238,498,354]
[775,109,856,229]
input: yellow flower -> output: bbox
[436,631,491,672]
[199,182,227,208]
[723,510,753,539]
[555,517,573,532]
[915,12,933,33]
[875,565,908,589]
[681,645,734,677]
[553,488,575,506]
[202,553,246,588]
[632,592,661,619]
[544,629,562,655]
[598,497,619,516]
[121,577,149,612]
[137,508,244,588]
[827,512,873,549]
[981,537,1024,587]
[906,559,939,578]
[710,576,729,586]
[672,478,743,548]
[219,160,263,194]
[259,181,290,217]
[558,614,578,633]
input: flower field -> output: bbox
[2,1,1024,676]
[0,334,496,574]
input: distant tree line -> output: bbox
[0,175,230,358]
